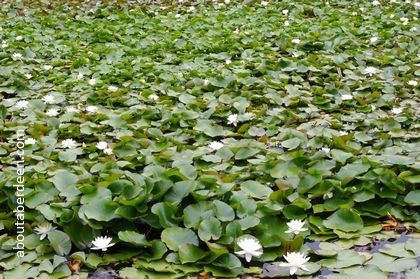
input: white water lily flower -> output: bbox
[339,131,348,136]
[46,108,59,117]
[392,107,403,114]
[91,236,115,251]
[208,141,224,150]
[225,59,232,65]
[227,113,238,126]
[372,0,380,5]
[66,106,79,113]
[88,78,97,85]
[352,11,358,16]
[16,100,29,109]
[42,95,55,104]
[370,36,378,43]
[12,53,23,59]
[43,65,53,70]
[292,39,301,44]
[175,13,181,18]
[1,41,8,48]
[341,94,353,100]
[324,192,333,199]
[108,85,118,92]
[321,147,330,154]
[96,141,108,150]
[408,80,418,86]
[284,20,290,26]
[261,1,269,6]
[279,252,310,275]
[34,223,56,240]
[149,94,159,100]
[86,105,98,113]
[244,112,255,118]
[62,138,78,149]
[25,138,37,145]
[285,220,308,235]
[235,238,263,262]
[104,148,113,155]
[400,17,409,25]
[188,6,195,12]
[363,66,378,76]
[15,35,23,41]
[282,9,289,15]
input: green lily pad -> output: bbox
[198,217,222,241]
[324,209,364,232]
[404,190,420,206]
[161,227,199,252]
[48,231,71,256]
[241,180,273,199]
[178,244,208,264]
[118,231,150,247]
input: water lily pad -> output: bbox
[213,200,235,222]
[161,227,199,252]
[118,231,150,247]
[336,162,370,185]
[198,217,222,241]
[235,147,260,160]
[50,170,80,199]
[178,243,208,264]
[324,209,364,232]
[48,231,71,256]
[151,202,180,228]
[321,250,366,269]
[404,190,420,206]
[241,180,273,199]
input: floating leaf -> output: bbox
[151,202,180,228]
[324,209,364,232]
[161,227,199,252]
[241,180,273,199]
[198,217,222,241]
[404,190,420,206]
[48,231,72,256]
[178,244,208,264]
[336,162,370,185]
[213,200,235,222]
[234,147,260,160]
[118,231,150,247]
[50,170,80,198]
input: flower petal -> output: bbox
[245,253,252,262]
[290,266,298,275]
[301,264,310,272]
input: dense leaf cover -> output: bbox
[0,0,419,278]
